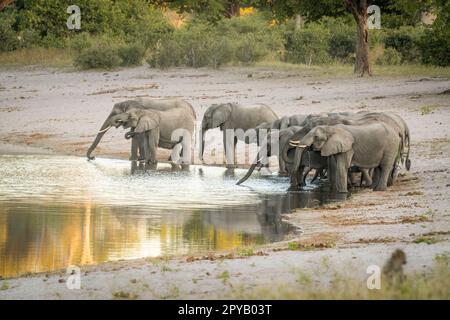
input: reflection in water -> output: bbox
[0,155,343,278]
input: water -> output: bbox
[0,155,343,277]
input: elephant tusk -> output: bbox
[98,125,112,134]
[297,144,308,148]
[290,140,300,144]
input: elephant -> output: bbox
[261,114,308,131]
[236,126,301,185]
[286,148,328,189]
[290,122,401,192]
[201,102,278,168]
[86,98,196,161]
[283,111,410,187]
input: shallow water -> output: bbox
[0,155,343,277]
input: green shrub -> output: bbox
[419,28,450,67]
[118,43,146,66]
[328,32,355,62]
[74,44,122,69]
[234,34,267,64]
[0,11,20,52]
[285,24,331,65]
[384,27,423,63]
[148,14,276,68]
[376,47,402,65]
[66,32,93,52]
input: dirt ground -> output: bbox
[0,65,449,299]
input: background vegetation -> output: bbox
[0,0,448,69]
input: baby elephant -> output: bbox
[110,108,193,168]
[111,109,161,167]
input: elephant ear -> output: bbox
[321,128,354,157]
[211,104,232,128]
[135,112,160,133]
[279,117,290,130]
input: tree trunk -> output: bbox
[345,0,372,77]
[228,0,240,17]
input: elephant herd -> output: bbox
[86,98,411,194]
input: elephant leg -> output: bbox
[387,163,399,187]
[145,130,159,169]
[328,156,337,191]
[130,137,139,161]
[374,165,390,191]
[223,131,234,168]
[179,145,190,170]
[302,167,314,185]
[361,169,372,187]
[138,137,146,162]
[278,157,288,176]
[347,168,355,188]
[335,153,348,193]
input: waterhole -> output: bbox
[0,155,345,277]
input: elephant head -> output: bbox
[111,109,161,139]
[289,126,354,186]
[86,100,143,160]
[201,103,232,159]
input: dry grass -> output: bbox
[229,257,450,299]
[254,61,450,79]
[0,48,73,69]
[1,48,450,79]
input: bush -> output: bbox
[18,0,172,47]
[118,43,146,66]
[376,47,402,65]
[0,11,20,52]
[285,24,331,65]
[384,27,423,63]
[148,14,278,68]
[234,34,267,64]
[419,28,450,66]
[328,32,355,62]
[74,44,122,69]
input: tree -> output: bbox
[344,0,371,76]
[150,0,242,20]
[0,0,15,11]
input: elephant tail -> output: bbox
[405,133,411,171]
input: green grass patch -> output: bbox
[217,271,230,284]
[0,281,9,290]
[112,291,139,299]
[420,105,445,115]
[414,236,438,245]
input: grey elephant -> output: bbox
[285,148,328,189]
[201,102,278,167]
[257,114,308,131]
[290,122,401,192]
[284,111,410,187]
[237,126,301,185]
[108,108,179,167]
[86,98,196,161]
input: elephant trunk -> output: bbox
[86,114,113,160]
[201,129,207,161]
[236,160,259,185]
[282,140,295,164]
[292,147,306,186]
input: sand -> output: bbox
[0,65,449,299]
